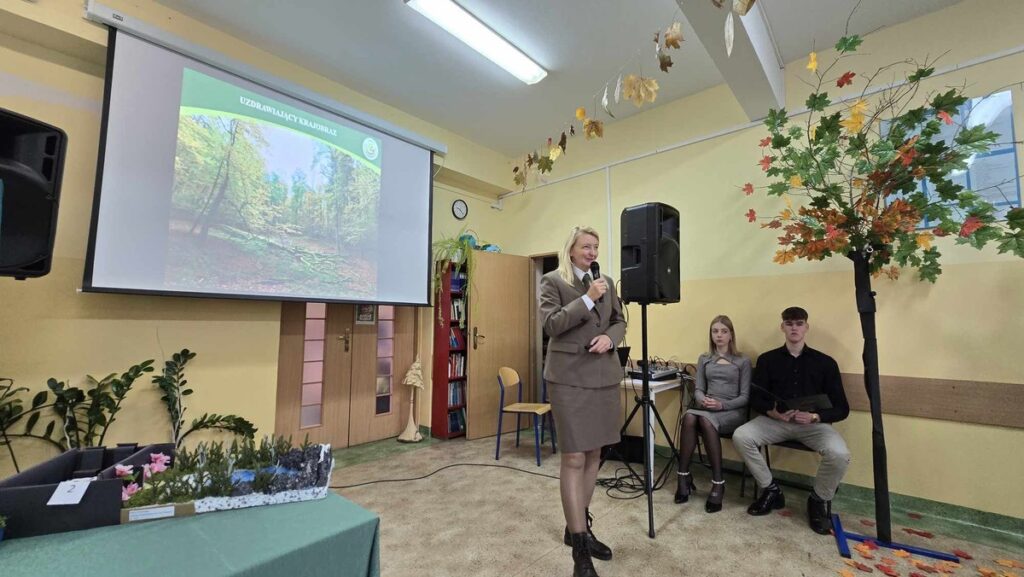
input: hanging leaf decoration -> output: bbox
[575,107,587,121]
[837,71,856,87]
[725,12,735,57]
[664,22,683,49]
[614,75,623,104]
[537,155,554,173]
[658,52,674,73]
[733,0,756,16]
[558,131,567,153]
[570,125,576,137]
[601,85,615,118]
[622,74,659,107]
[583,118,604,139]
[513,170,526,187]
[711,0,724,8]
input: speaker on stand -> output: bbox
[0,107,68,280]
[616,202,681,538]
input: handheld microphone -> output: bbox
[589,261,602,302]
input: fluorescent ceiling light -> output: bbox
[406,0,547,85]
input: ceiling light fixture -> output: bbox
[406,0,547,85]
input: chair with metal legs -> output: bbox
[494,367,556,466]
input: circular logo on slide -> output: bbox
[362,138,379,161]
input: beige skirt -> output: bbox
[548,382,621,453]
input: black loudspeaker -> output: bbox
[620,202,680,304]
[0,108,67,279]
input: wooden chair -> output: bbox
[495,367,556,466]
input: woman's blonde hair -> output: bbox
[557,225,600,285]
[707,315,739,357]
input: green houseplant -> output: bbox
[745,34,1023,542]
[431,229,479,327]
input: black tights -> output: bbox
[678,413,723,482]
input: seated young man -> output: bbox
[732,306,851,534]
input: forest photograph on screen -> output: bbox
[166,68,383,299]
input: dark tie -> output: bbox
[582,272,592,289]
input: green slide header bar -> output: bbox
[179,68,382,171]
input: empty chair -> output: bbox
[495,367,556,466]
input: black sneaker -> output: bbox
[807,493,832,535]
[747,485,785,515]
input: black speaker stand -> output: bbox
[607,303,678,538]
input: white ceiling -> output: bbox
[157,0,962,157]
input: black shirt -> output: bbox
[751,345,850,423]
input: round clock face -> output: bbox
[452,199,468,220]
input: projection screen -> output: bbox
[85,29,433,305]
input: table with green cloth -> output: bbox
[0,493,379,577]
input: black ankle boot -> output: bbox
[747,484,785,515]
[674,472,696,504]
[563,509,612,561]
[570,532,600,577]
[807,492,832,535]
[705,479,725,513]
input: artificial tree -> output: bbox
[746,34,1023,544]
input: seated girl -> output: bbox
[675,314,751,512]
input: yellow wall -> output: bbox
[484,0,1024,517]
[0,0,506,475]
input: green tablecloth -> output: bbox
[0,493,379,577]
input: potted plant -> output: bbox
[431,229,479,327]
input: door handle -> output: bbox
[338,328,351,352]
[473,327,484,350]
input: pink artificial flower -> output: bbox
[114,464,133,478]
[149,460,168,474]
[122,482,140,501]
[150,453,171,467]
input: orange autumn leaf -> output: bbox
[746,208,757,222]
[875,564,900,577]
[996,560,1024,569]
[664,22,683,49]
[979,568,999,577]
[916,233,933,249]
[882,558,899,566]
[894,550,911,559]
[575,107,586,121]
[849,560,875,573]
[959,216,983,237]
[837,71,856,87]
[951,549,972,560]
[759,155,773,170]
[938,110,953,125]
[790,174,804,188]
[583,118,604,140]
[773,249,795,265]
[743,182,754,195]
[859,551,877,560]
[841,112,865,133]
[759,136,772,147]
[911,560,938,573]
[840,570,858,577]
[622,74,659,107]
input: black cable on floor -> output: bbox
[330,462,560,489]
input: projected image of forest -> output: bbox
[165,71,382,299]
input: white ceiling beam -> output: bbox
[677,0,784,120]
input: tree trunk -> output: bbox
[849,250,892,543]
[198,120,239,242]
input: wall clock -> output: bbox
[452,199,468,220]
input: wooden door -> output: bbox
[276,303,414,448]
[348,305,414,446]
[466,251,531,440]
[275,302,353,448]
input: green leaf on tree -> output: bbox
[768,182,789,196]
[930,89,968,114]
[765,108,789,130]
[771,134,791,149]
[835,35,863,53]
[997,230,1024,256]
[1006,207,1024,230]
[954,124,999,151]
[806,92,831,112]
[908,67,935,83]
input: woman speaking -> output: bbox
[539,225,626,577]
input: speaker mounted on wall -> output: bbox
[620,202,680,304]
[0,108,67,280]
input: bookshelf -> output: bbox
[431,264,468,439]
